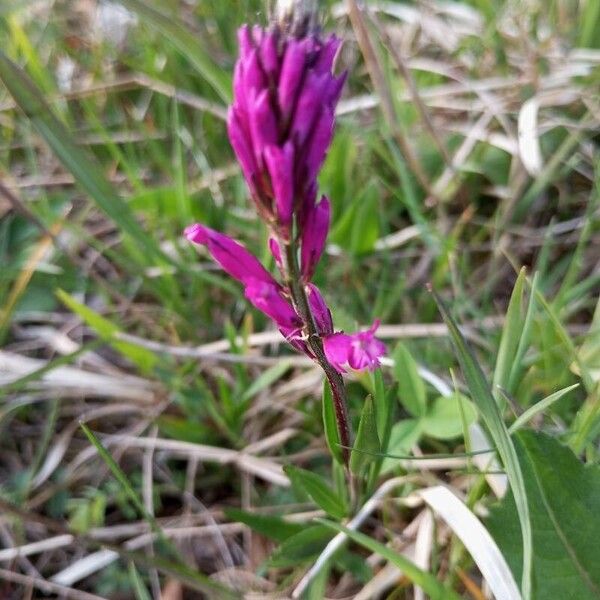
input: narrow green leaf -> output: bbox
[370,369,394,444]
[431,289,532,600]
[0,52,170,267]
[56,289,157,373]
[284,465,347,519]
[318,520,462,600]
[493,267,526,400]
[507,272,539,394]
[80,423,157,526]
[241,360,291,402]
[119,0,231,102]
[393,342,427,417]
[508,384,579,434]
[128,562,152,600]
[224,508,303,543]
[267,525,332,567]
[350,395,380,475]
[322,381,344,465]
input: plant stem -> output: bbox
[278,236,352,466]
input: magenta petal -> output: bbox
[261,30,280,79]
[347,321,386,371]
[305,107,334,181]
[323,333,352,373]
[314,35,341,73]
[264,142,294,226]
[278,39,307,117]
[268,236,282,268]
[243,49,266,97]
[323,321,386,373]
[244,278,301,330]
[227,107,258,193]
[279,325,310,355]
[291,72,328,146]
[237,25,253,60]
[185,224,274,286]
[326,72,347,109]
[249,89,278,166]
[300,196,330,280]
[307,283,333,335]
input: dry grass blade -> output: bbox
[0,351,158,401]
[419,486,520,600]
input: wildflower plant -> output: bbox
[185,3,385,473]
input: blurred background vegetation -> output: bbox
[0,0,599,598]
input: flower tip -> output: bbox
[184,223,208,244]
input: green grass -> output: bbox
[0,0,599,598]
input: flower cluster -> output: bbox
[185,23,384,373]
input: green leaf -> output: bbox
[381,419,423,474]
[0,52,169,267]
[267,525,333,568]
[493,267,526,400]
[432,290,532,600]
[224,508,303,543]
[421,394,477,440]
[284,465,347,519]
[393,342,427,417]
[240,360,291,402]
[331,182,380,255]
[56,289,157,373]
[322,381,344,465]
[128,562,152,600]
[487,430,600,599]
[350,395,381,475]
[119,0,232,102]
[508,384,579,434]
[318,520,462,600]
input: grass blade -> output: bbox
[431,288,532,600]
[508,384,579,434]
[119,0,232,102]
[0,51,170,267]
[318,519,462,600]
[493,267,526,400]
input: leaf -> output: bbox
[487,430,600,599]
[393,342,427,417]
[267,525,333,568]
[224,508,303,543]
[128,562,152,600]
[240,360,291,402]
[493,267,526,399]
[381,419,423,474]
[421,393,477,440]
[350,395,380,475]
[0,52,169,267]
[119,0,232,102]
[432,289,532,600]
[322,381,344,465]
[331,182,380,255]
[318,520,462,600]
[508,384,579,433]
[56,289,157,373]
[284,465,347,519]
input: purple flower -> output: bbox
[301,196,330,280]
[184,223,273,285]
[244,278,302,330]
[184,18,386,378]
[323,321,386,373]
[307,283,333,335]
[228,24,345,234]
